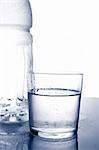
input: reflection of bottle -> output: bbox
[29,134,78,150]
[0,133,30,150]
[0,0,33,134]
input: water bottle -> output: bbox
[0,0,33,134]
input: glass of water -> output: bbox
[28,73,83,140]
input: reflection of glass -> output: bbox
[0,133,29,150]
[28,73,83,139]
[0,133,78,150]
[29,134,78,150]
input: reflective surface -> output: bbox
[29,134,78,150]
[0,98,98,150]
[0,133,30,150]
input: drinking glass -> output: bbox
[28,73,83,140]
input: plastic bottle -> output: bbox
[0,0,33,134]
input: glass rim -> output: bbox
[30,72,83,76]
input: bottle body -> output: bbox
[0,27,33,133]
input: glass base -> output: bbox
[30,128,77,140]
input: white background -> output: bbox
[30,0,99,97]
